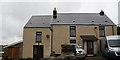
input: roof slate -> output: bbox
[24,13,115,28]
[24,15,52,28]
[51,13,115,25]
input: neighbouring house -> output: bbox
[3,40,23,59]
[0,45,3,57]
[22,8,117,58]
[0,44,7,60]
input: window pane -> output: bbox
[87,41,93,48]
[70,30,76,36]
[70,26,75,30]
[99,26,104,30]
[70,26,76,37]
[99,30,105,36]
[99,26,105,37]
[36,32,42,42]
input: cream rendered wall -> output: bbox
[52,25,99,54]
[52,25,69,54]
[23,28,51,58]
[94,40,97,54]
[22,25,117,58]
[99,26,117,37]
[76,25,99,54]
[98,26,117,52]
[77,26,99,38]
[105,26,114,36]
[83,41,87,53]
[113,26,117,35]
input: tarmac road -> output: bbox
[85,57,106,60]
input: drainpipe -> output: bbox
[49,27,53,52]
[112,26,114,35]
[94,27,98,38]
[94,27,99,54]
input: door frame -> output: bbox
[86,40,94,54]
[33,45,44,59]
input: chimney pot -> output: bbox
[100,10,104,16]
[53,8,57,19]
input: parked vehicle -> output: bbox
[74,44,86,60]
[61,43,86,60]
[100,35,120,60]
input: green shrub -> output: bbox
[23,57,33,60]
[96,51,102,57]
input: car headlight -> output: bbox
[81,52,85,55]
[108,48,114,52]
[107,49,116,56]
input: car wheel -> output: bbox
[107,55,112,60]
[82,57,85,60]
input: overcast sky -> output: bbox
[0,0,120,45]
[118,1,120,26]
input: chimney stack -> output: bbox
[53,8,57,19]
[100,10,104,16]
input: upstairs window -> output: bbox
[99,26,105,37]
[70,26,76,37]
[36,32,42,42]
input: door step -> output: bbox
[87,54,94,56]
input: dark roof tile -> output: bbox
[24,13,115,28]
[51,13,115,25]
[24,15,52,28]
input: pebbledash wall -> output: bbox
[22,8,117,58]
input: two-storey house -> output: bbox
[23,8,117,58]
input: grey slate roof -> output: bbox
[51,13,115,25]
[24,13,115,28]
[24,15,52,28]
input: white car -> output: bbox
[70,44,86,60]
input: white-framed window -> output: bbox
[70,40,76,43]
[70,26,76,37]
[99,26,105,37]
[36,32,42,42]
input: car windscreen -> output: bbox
[108,40,120,47]
[74,45,82,49]
[75,45,80,49]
